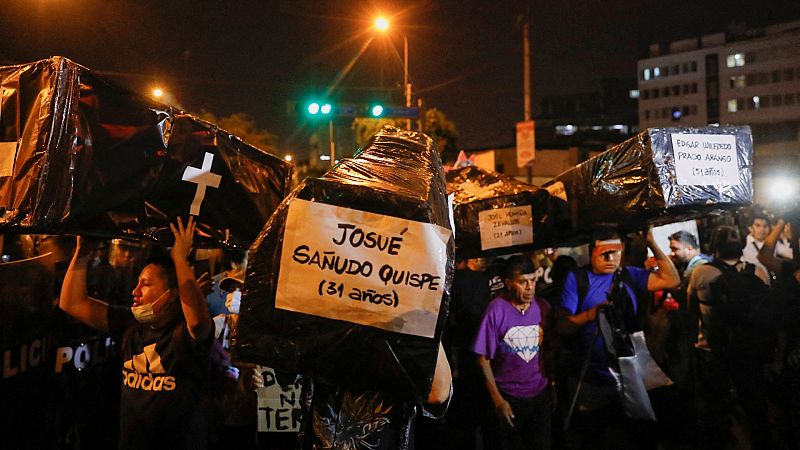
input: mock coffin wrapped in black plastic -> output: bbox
[543,126,753,235]
[234,126,454,401]
[0,57,292,248]
[446,165,558,258]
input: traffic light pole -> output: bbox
[328,119,335,167]
[404,34,411,131]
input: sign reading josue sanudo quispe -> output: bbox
[276,199,451,338]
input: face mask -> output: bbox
[131,303,157,324]
[226,289,241,314]
[131,291,173,324]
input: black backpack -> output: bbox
[707,261,775,359]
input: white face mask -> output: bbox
[131,303,157,324]
[225,289,241,314]
[131,291,173,324]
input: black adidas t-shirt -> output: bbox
[108,306,213,450]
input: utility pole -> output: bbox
[523,9,533,184]
[328,119,335,167]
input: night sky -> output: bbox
[2,0,799,158]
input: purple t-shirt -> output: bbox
[472,296,550,399]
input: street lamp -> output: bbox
[374,17,411,130]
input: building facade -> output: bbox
[637,20,800,193]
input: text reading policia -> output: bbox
[291,222,441,291]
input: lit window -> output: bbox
[643,68,651,80]
[730,76,746,88]
[727,53,746,68]
[654,67,661,78]
[728,99,738,112]
[753,96,760,109]
[555,125,577,136]
[629,89,640,99]
[610,124,628,133]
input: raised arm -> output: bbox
[59,237,110,332]
[646,228,681,291]
[170,217,213,342]
[758,218,785,276]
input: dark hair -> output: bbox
[551,255,578,286]
[502,255,536,280]
[709,225,744,259]
[668,230,698,249]
[588,228,621,253]
[144,252,178,289]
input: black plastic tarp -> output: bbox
[446,165,559,258]
[234,126,454,402]
[0,57,292,248]
[543,126,753,237]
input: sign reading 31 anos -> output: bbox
[276,200,451,338]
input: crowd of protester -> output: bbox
[3,206,799,449]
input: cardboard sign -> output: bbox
[672,133,739,186]
[256,366,302,433]
[276,199,451,338]
[478,205,533,250]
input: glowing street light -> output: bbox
[373,16,411,129]
[284,154,293,162]
[374,17,389,31]
[152,88,164,99]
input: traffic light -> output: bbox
[306,101,333,116]
[370,104,385,117]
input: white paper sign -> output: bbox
[672,133,739,186]
[478,205,534,250]
[276,199,451,338]
[256,366,302,432]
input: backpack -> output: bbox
[707,261,775,359]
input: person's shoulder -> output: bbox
[486,296,509,310]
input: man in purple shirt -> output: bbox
[473,255,553,450]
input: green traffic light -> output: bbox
[320,103,332,115]
[308,102,320,115]
[371,105,384,117]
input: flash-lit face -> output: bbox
[505,273,536,304]
[591,245,623,275]
[131,264,171,308]
[669,240,693,264]
[749,218,770,241]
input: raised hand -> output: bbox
[169,216,195,263]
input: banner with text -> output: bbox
[256,366,302,433]
[672,133,739,186]
[276,199,451,338]
[478,205,534,250]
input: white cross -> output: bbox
[182,152,221,216]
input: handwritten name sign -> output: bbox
[671,133,739,186]
[478,205,533,250]
[276,199,451,338]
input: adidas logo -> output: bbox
[122,343,176,391]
